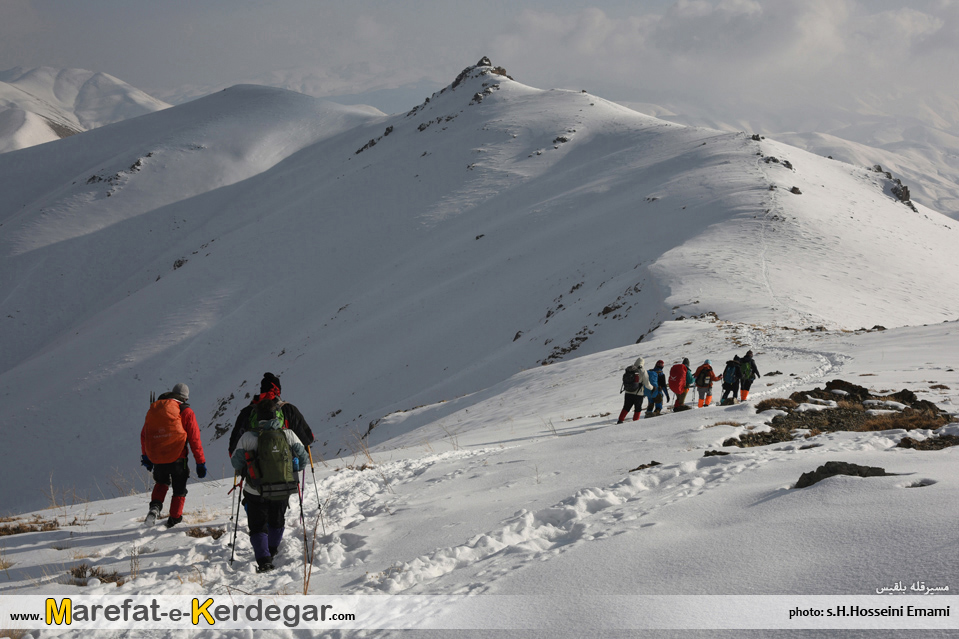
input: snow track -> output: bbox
[354,452,772,595]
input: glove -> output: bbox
[292,458,300,472]
[141,455,153,472]
[196,462,207,478]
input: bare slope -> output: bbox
[1,60,957,514]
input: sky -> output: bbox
[2,0,958,119]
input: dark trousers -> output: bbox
[150,459,190,518]
[619,393,645,421]
[152,459,190,496]
[245,493,290,559]
[721,382,740,402]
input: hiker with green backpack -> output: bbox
[230,388,310,573]
[739,350,762,401]
[228,373,314,457]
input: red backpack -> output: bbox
[668,364,687,394]
[142,399,188,464]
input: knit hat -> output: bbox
[655,360,665,368]
[704,359,711,365]
[171,383,189,401]
[746,350,753,357]
[260,372,281,395]
[682,358,689,366]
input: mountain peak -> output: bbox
[450,57,512,90]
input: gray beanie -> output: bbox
[171,382,190,401]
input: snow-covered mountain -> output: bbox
[1,58,958,518]
[621,95,959,220]
[1,59,958,636]
[0,66,169,154]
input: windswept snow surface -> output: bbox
[1,319,957,638]
[1,61,959,523]
[0,67,170,153]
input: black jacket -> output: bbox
[228,400,315,457]
[740,356,761,381]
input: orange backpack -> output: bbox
[142,399,188,464]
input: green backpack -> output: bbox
[741,360,754,381]
[245,410,298,500]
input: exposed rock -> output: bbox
[629,461,661,473]
[795,461,897,488]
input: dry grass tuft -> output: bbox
[69,563,124,586]
[836,400,866,411]
[186,526,226,540]
[755,397,799,412]
[851,410,948,432]
[0,516,59,537]
[710,420,744,428]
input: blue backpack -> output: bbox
[723,364,738,386]
[645,369,660,397]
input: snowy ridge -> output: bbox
[1,59,958,521]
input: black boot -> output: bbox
[256,557,275,573]
[165,515,182,528]
[144,501,162,525]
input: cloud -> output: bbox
[486,0,958,116]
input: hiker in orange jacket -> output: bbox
[693,360,722,407]
[140,383,206,528]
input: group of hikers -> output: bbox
[138,355,762,572]
[617,350,761,423]
[140,372,315,573]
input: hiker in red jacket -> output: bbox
[693,360,722,408]
[140,383,206,528]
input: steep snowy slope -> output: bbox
[1,59,958,515]
[0,66,170,153]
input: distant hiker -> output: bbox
[618,357,654,423]
[231,394,310,573]
[644,360,671,417]
[140,383,206,528]
[720,356,742,405]
[668,358,694,411]
[739,350,762,401]
[693,360,722,407]
[228,373,315,457]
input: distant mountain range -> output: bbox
[0,66,169,153]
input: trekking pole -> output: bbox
[307,448,322,511]
[228,478,243,567]
[297,471,310,564]
[229,474,238,524]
